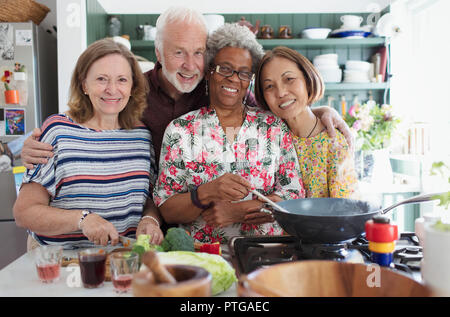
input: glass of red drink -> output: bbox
[109,251,139,294]
[32,245,63,283]
[78,248,107,288]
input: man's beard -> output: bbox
[161,59,203,94]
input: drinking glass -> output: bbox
[32,245,63,283]
[78,248,107,288]
[109,251,139,294]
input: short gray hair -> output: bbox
[206,23,265,74]
[155,6,207,53]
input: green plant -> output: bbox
[430,161,450,231]
[344,102,400,151]
[4,82,11,90]
[430,161,450,209]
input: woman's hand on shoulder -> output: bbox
[22,128,54,169]
[313,106,354,151]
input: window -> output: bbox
[391,0,450,216]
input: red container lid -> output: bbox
[365,218,398,242]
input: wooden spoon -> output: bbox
[250,189,290,213]
[142,251,177,284]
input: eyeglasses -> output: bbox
[214,65,254,82]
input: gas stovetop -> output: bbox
[229,233,423,279]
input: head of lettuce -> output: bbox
[158,251,237,295]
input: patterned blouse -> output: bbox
[153,106,305,243]
[292,129,358,198]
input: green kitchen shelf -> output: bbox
[130,37,387,50]
[325,82,390,90]
[257,37,387,48]
[131,40,155,49]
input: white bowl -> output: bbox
[345,60,371,72]
[138,61,155,73]
[314,60,339,68]
[301,28,331,39]
[343,69,370,83]
[314,53,338,63]
[317,67,342,83]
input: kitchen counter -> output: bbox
[0,250,237,297]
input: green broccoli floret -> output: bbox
[131,234,164,257]
[161,228,195,252]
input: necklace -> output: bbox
[306,116,318,138]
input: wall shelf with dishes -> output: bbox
[85,8,392,113]
[224,13,392,111]
[257,37,387,48]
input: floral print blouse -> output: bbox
[153,106,305,243]
[292,129,359,198]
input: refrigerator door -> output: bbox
[0,221,27,270]
[0,22,58,143]
[0,170,16,220]
[0,170,26,270]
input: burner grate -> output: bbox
[230,233,423,276]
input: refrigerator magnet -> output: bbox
[15,30,32,46]
[0,23,14,60]
[0,108,5,136]
[5,109,25,136]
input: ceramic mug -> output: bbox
[340,15,363,29]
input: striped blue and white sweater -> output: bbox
[23,114,156,249]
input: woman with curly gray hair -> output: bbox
[154,23,305,244]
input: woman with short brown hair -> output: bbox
[255,46,324,110]
[255,46,358,198]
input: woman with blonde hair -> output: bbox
[14,38,163,249]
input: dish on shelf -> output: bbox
[330,27,372,39]
[301,27,331,39]
[374,13,401,37]
[343,69,371,83]
[345,60,372,72]
[313,53,338,64]
[317,67,342,83]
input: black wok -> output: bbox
[262,193,442,243]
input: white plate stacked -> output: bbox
[313,54,342,83]
[343,60,372,83]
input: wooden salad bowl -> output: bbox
[237,260,434,297]
[132,264,212,297]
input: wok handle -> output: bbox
[381,192,448,214]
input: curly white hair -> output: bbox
[205,23,265,74]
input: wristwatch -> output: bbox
[78,210,92,230]
[190,185,212,210]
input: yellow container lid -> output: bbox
[13,166,26,174]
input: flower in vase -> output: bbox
[344,102,400,151]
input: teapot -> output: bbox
[237,17,261,35]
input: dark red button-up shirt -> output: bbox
[141,62,208,165]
